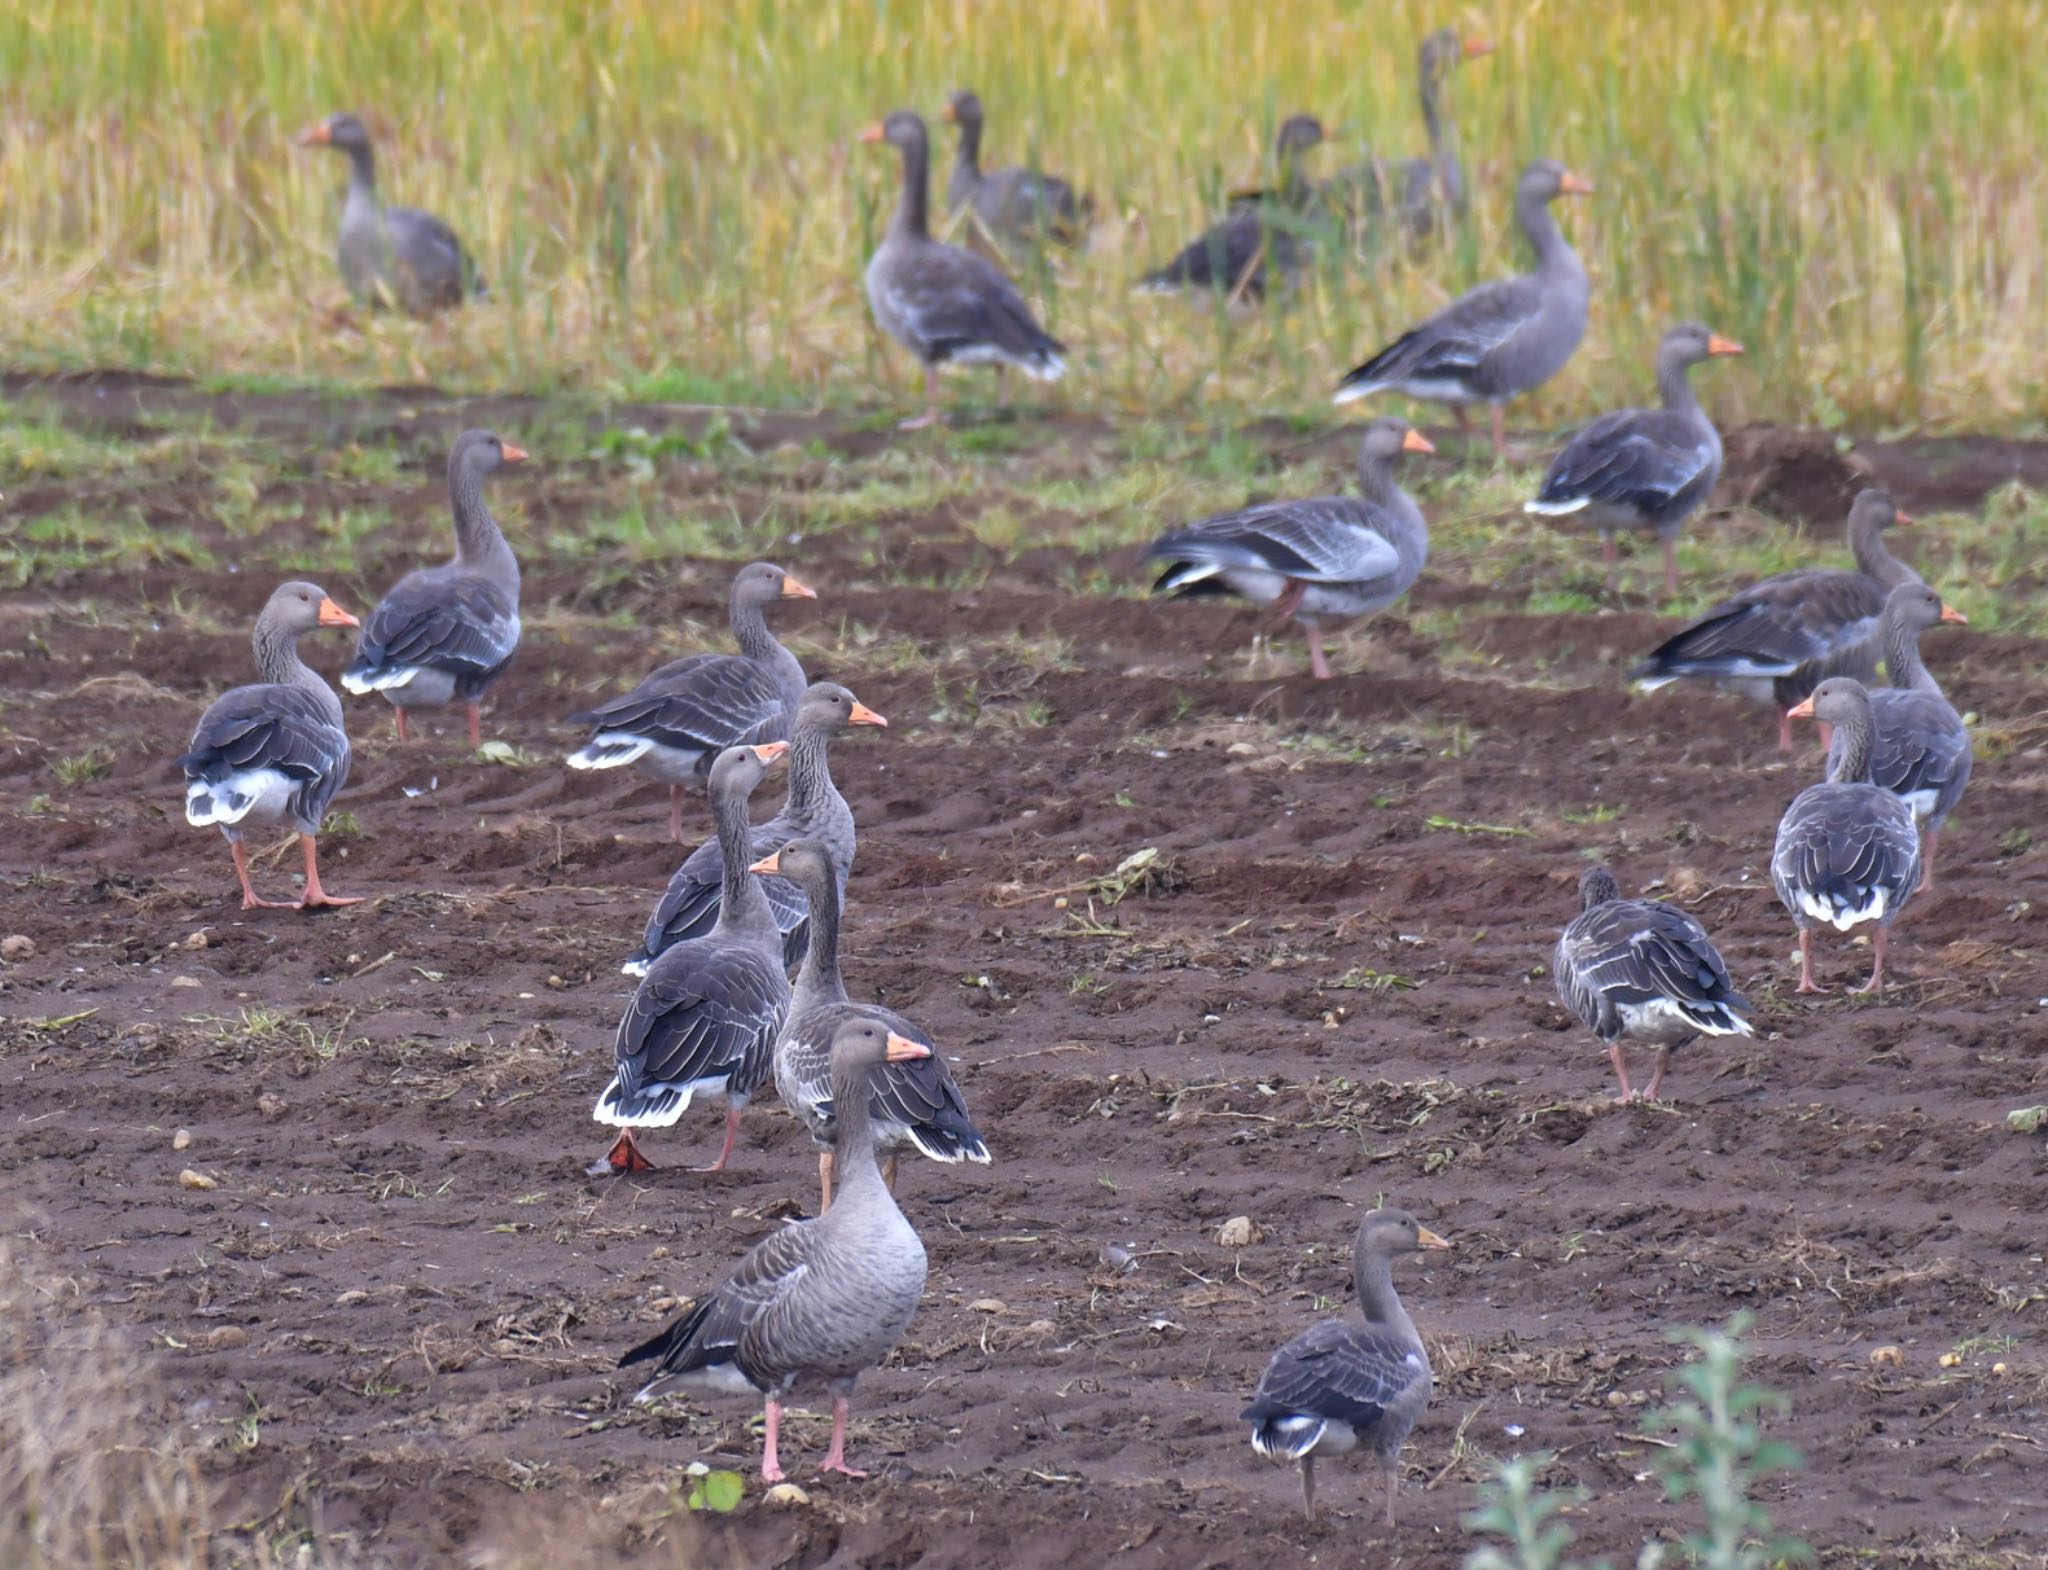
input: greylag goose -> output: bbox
[1325,30,1495,244]
[1143,416,1434,679]
[297,112,485,313]
[591,744,791,1176]
[1242,1207,1450,1525]
[1773,678,1922,993]
[620,1016,930,1482]
[1139,115,1327,302]
[1524,322,1744,597]
[754,839,989,1212]
[1630,490,1919,749]
[860,110,1066,430]
[1334,158,1593,460]
[942,90,1092,246]
[180,581,361,911]
[1792,583,1970,892]
[340,430,525,747]
[1553,864,1753,1102]
[566,562,815,843]
[622,683,886,978]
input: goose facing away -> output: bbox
[180,581,361,911]
[942,90,1092,246]
[861,109,1066,430]
[1772,678,1922,993]
[1334,158,1593,460]
[1553,864,1753,1102]
[591,744,792,1176]
[1242,1207,1450,1524]
[1525,322,1744,597]
[622,683,887,978]
[1144,416,1434,679]
[620,1017,931,1482]
[1629,490,1918,750]
[754,839,990,1212]
[1140,115,1327,302]
[297,113,485,313]
[566,563,816,843]
[340,430,526,747]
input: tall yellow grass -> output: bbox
[0,0,2041,428]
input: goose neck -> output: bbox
[1353,1245,1420,1346]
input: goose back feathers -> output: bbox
[298,112,485,312]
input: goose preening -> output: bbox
[1143,416,1434,679]
[340,430,525,747]
[1629,490,1919,750]
[1790,583,1970,892]
[297,112,485,313]
[860,109,1066,430]
[942,90,1092,246]
[1525,322,1744,597]
[566,562,815,843]
[1334,159,1593,461]
[619,1016,930,1483]
[180,582,361,911]
[1242,1207,1450,1525]
[1326,30,1495,244]
[1772,678,1922,993]
[622,684,886,978]
[1553,865,1753,1102]
[591,745,792,1176]
[754,840,990,1212]
[1139,115,1327,302]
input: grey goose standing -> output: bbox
[942,90,1092,246]
[1242,1207,1451,1524]
[1792,583,1970,892]
[622,683,887,977]
[298,112,485,313]
[1630,490,1919,749]
[591,745,791,1176]
[340,430,525,748]
[566,562,816,843]
[1139,114,1328,302]
[620,1016,931,1482]
[1143,416,1434,679]
[1553,864,1753,1102]
[1334,158,1594,461]
[180,582,361,911]
[1525,322,1744,597]
[1773,678,1922,993]
[860,109,1066,430]
[754,840,989,1212]
[1325,29,1495,244]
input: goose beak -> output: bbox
[1401,428,1437,455]
[1940,604,1969,625]
[1785,696,1817,721]
[858,123,886,144]
[941,101,958,123]
[780,574,818,600]
[1464,36,1497,58]
[884,1031,932,1063]
[500,442,530,463]
[1416,1226,1453,1251]
[848,701,889,727]
[298,123,332,147]
[1559,170,1596,196]
[748,851,783,875]
[751,741,790,765]
[1893,508,1913,527]
[317,597,360,628]
[1707,335,1744,357]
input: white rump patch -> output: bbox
[1525,496,1591,517]
[340,665,420,695]
[566,733,654,771]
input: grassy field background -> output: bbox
[1,1,2043,425]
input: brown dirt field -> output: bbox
[2,377,2046,1569]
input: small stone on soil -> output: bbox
[1216,1216,1261,1248]
[257,1093,288,1117]
[1,934,36,962]
[171,975,202,988]
[764,1483,810,1507]
[1869,1345,1904,1367]
[177,1168,217,1191]
[172,1128,192,1151]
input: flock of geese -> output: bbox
[162,36,1975,1521]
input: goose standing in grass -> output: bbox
[1790,583,1970,891]
[1772,678,1922,993]
[1524,322,1744,597]
[619,1016,931,1482]
[181,582,361,911]
[623,684,886,978]
[340,430,525,748]
[1325,29,1495,244]
[297,112,485,313]
[1242,1207,1450,1525]
[1629,490,1919,749]
[942,90,1092,247]
[1139,115,1327,302]
[1334,159,1593,461]
[567,563,815,843]
[591,745,791,1176]
[755,840,989,1212]
[860,109,1066,430]
[1143,416,1434,679]
[1552,865,1752,1102]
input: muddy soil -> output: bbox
[2,379,2044,1569]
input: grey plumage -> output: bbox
[1847,583,1972,891]
[1139,115,1327,301]
[298,112,484,313]
[942,90,1092,246]
[1323,29,1494,247]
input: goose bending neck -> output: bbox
[1850,511,1911,588]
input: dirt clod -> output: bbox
[0,934,34,962]
[177,1168,216,1191]
[1217,1216,1262,1248]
